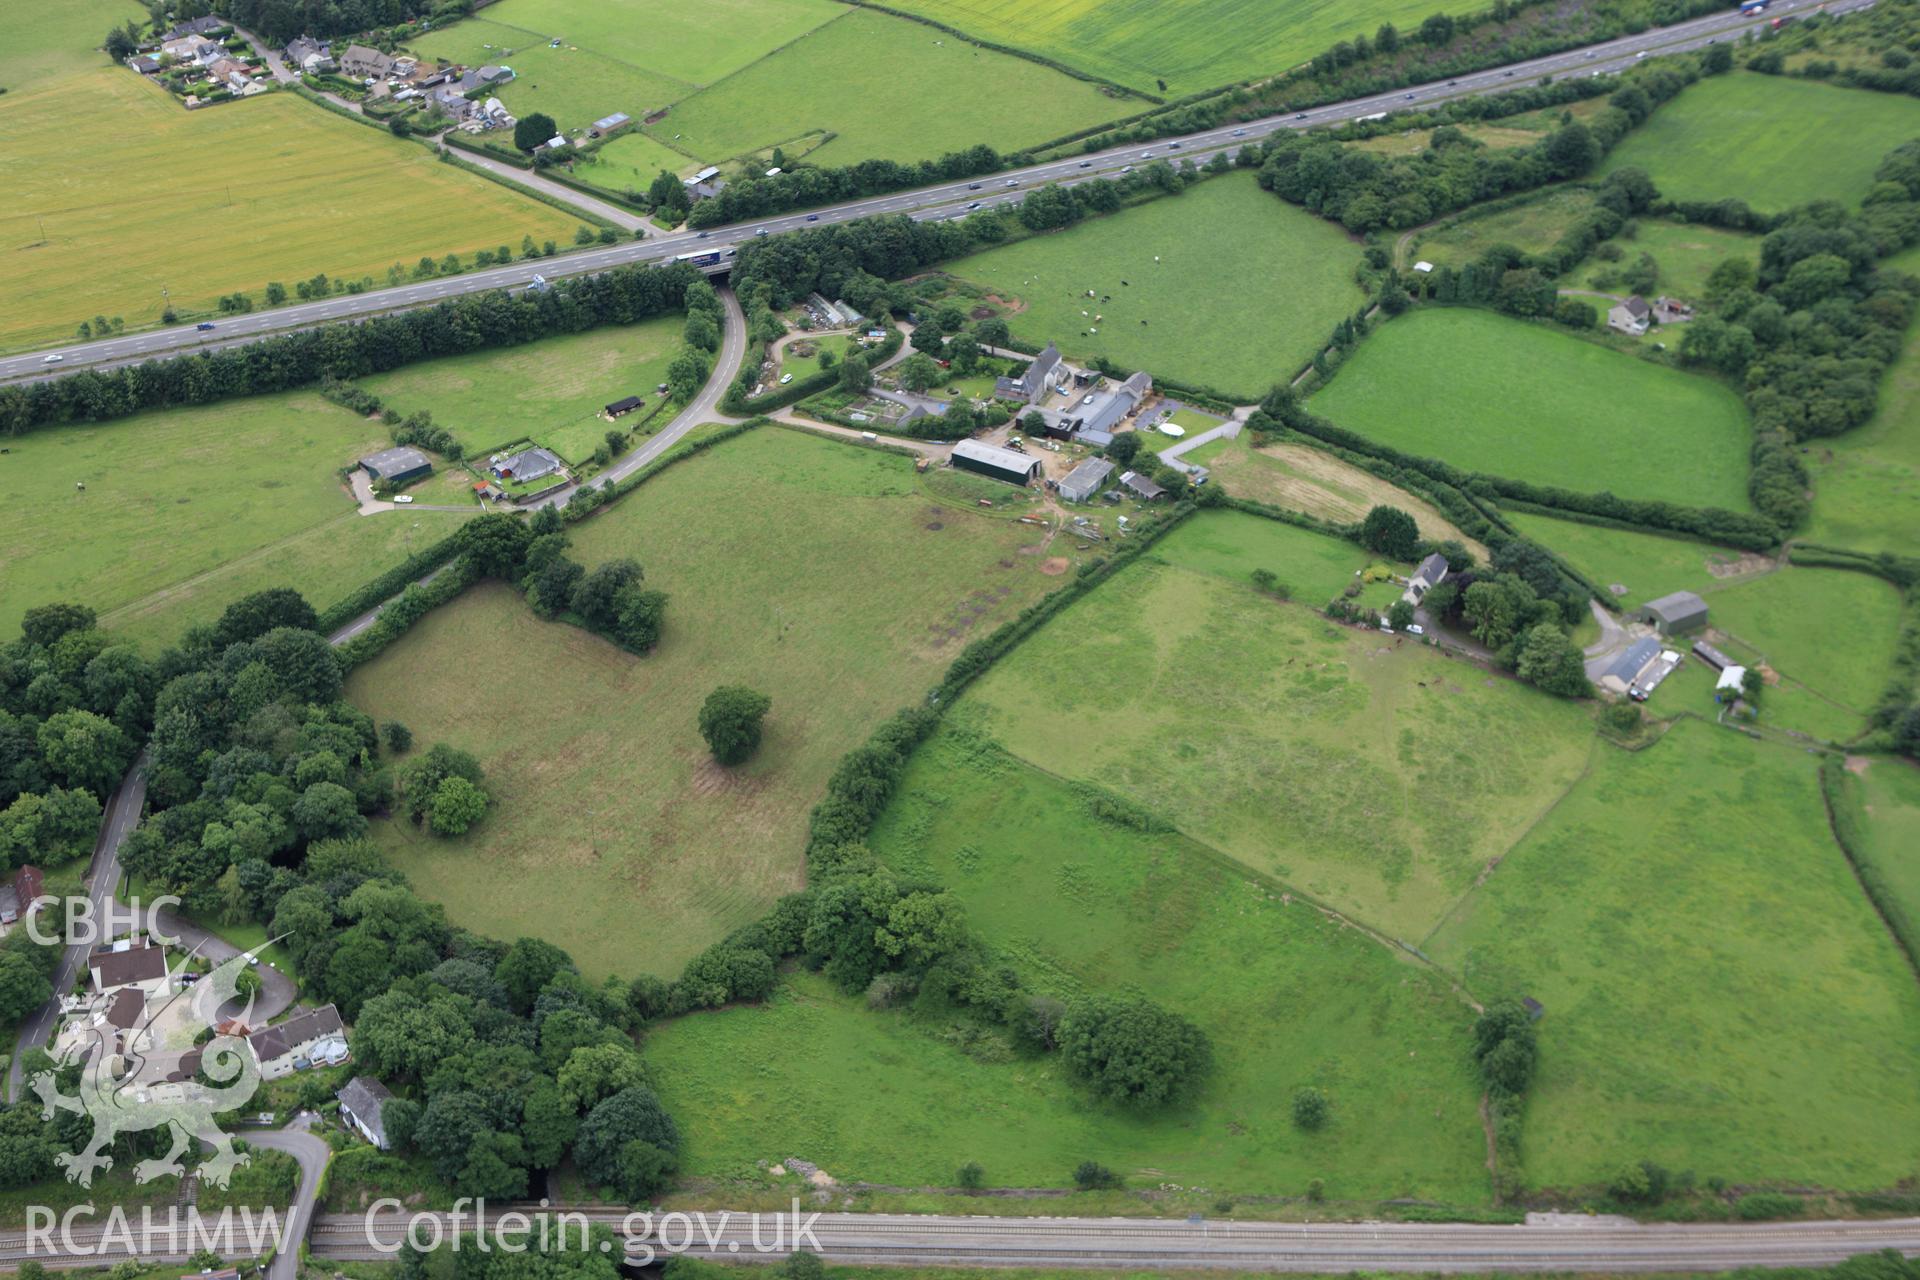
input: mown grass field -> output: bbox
[0,0,142,85]
[408,20,693,133]
[0,391,473,648]
[1840,758,1920,940]
[1308,309,1752,509]
[1506,512,1902,741]
[646,723,1489,1200]
[348,429,1069,979]
[1185,434,1487,558]
[873,0,1453,96]
[1807,245,1920,555]
[1409,187,1598,269]
[1576,219,1759,302]
[649,8,1126,167]
[945,174,1361,398]
[962,514,1595,942]
[1600,73,1920,211]
[1426,721,1920,1190]
[355,319,687,462]
[0,68,578,351]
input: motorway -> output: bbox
[0,0,1863,384]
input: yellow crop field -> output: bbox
[0,68,579,351]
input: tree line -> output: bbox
[0,261,706,438]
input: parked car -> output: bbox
[1407,624,1426,636]
[395,494,415,504]
[196,322,216,331]
[779,373,793,385]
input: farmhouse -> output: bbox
[284,37,324,65]
[1607,295,1652,336]
[339,45,394,79]
[359,445,433,486]
[589,112,632,138]
[338,1076,397,1149]
[951,438,1042,485]
[492,446,565,484]
[0,865,45,935]
[248,1003,345,1079]
[605,395,645,418]
[1058,457,1114,503]
[1120,469,1167,501]
[1636,590,1708,636]
[1002,342,1064,406]
[89,937,169,997]
[1402,552,1450,604]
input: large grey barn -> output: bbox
[951,439,1041,486]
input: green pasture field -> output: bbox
[878,720,1490,1197]
[347,429,1071,979]
[409,23,693,133]
[1839,758,1920,939]
[870,0,1454,96]
[1576,219,1759,301]
[645,9,1126,168]
[0,391,474,648]
[1426,720,1920,1190]
[1407,187,1598,269]
[962,517,1596,943]
[1600,72,1920,211]
[1184,435,1487,558]
[645,725,1489,1200]
[943,174,1362,397]
[1355,122,1543,156]
[1505,512,1902,741]
[575,132,704,194]
[414,0,841,91]
[354,319,686,462]
[1807,244,1920,554]
[0,68,577,352]
[1307,309,1752,509]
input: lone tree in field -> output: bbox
[514,112,557,152]
[698,686,772,766]
[1058,994,1211,1109]
[1359,505,1420,560]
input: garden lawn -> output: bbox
[0,68,577,352]
[1409,187,1598,270]
[1840,758,1920,944]
[347,428,1069,979]
[1806,244,1920,554]
[1186,435,1487,558]
[354,319,687,462]
[1600,72,1920,211]
[963,516,1596,943]
[872,0,1456,96]
[1425,720,1920,1190]
[853,720,1489,1199]
[0,391,474,648]
[645,8,1125,167]
[946,174,1362,398]
[1507,512,1903,740]
[1577,219,1760,302]
[1308,309,1752,509]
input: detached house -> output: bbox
[339,44,394,78]
[89,937,170,997]
[1607,295,1652,336]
